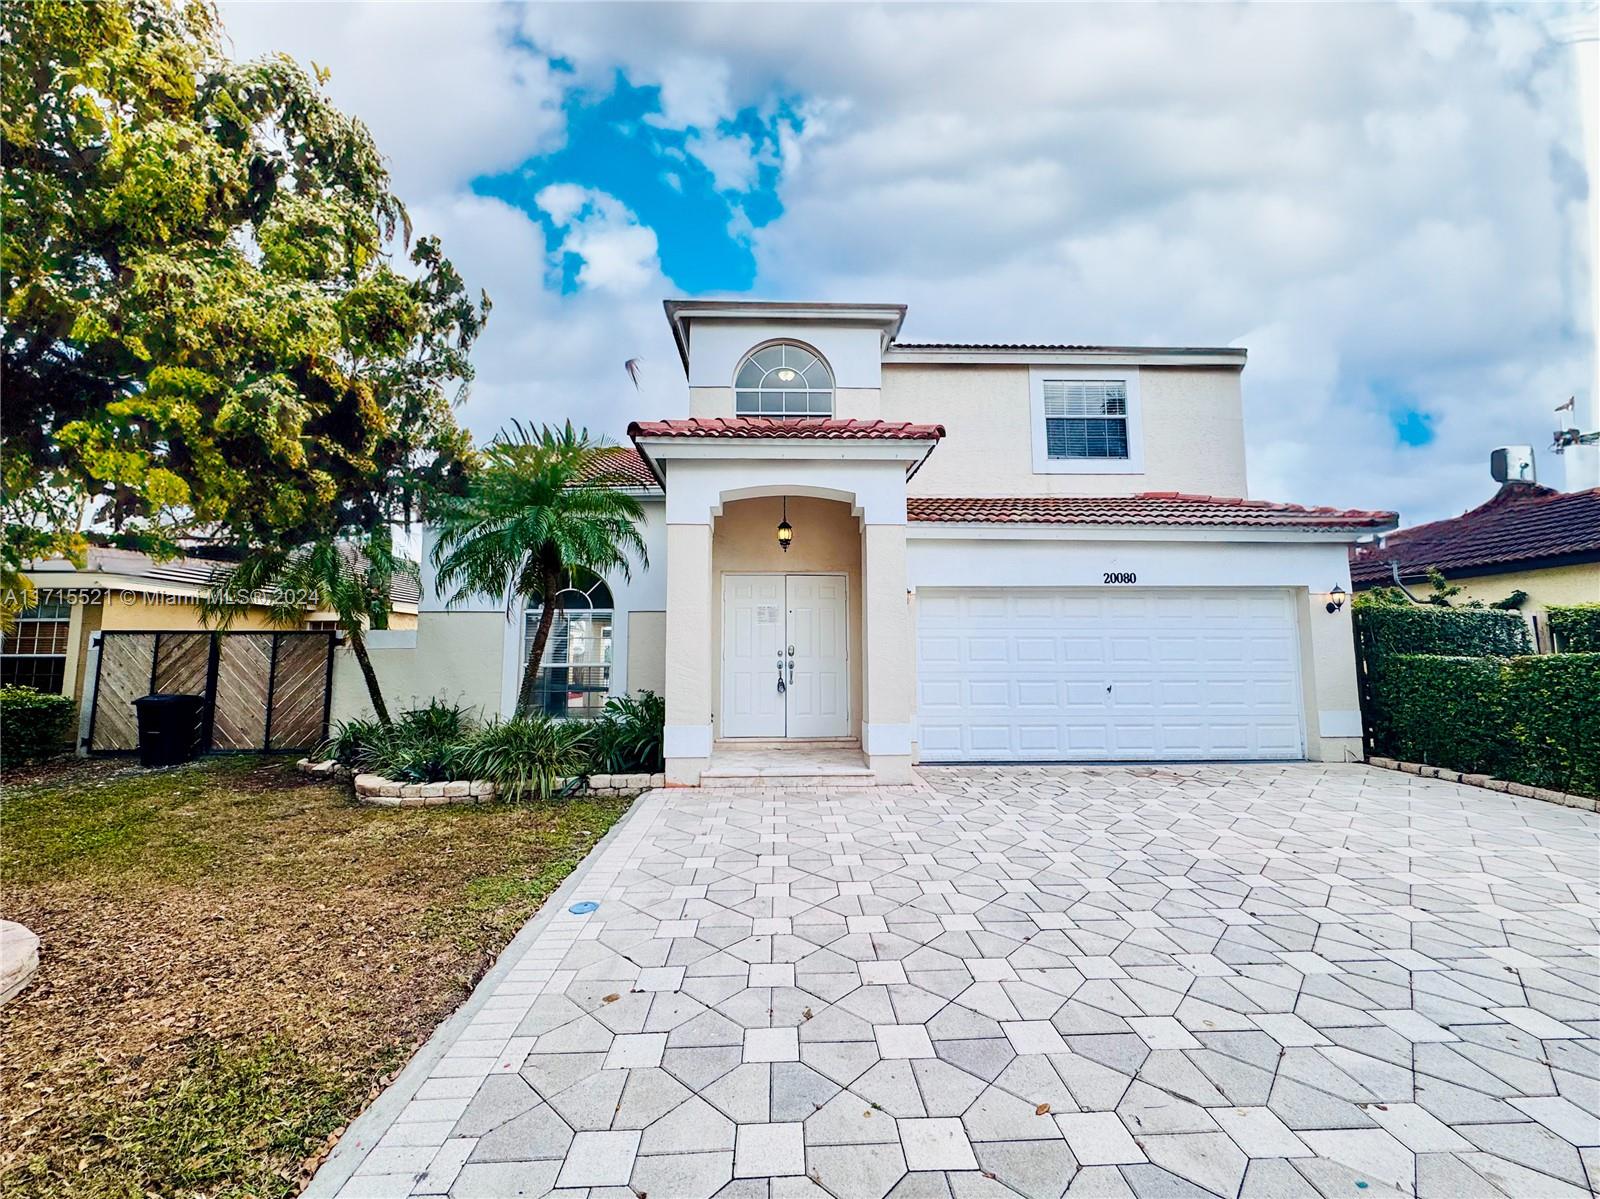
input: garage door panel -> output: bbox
[969,724,1012,752]
[1064,637,1105,663]
[1016,680,1059,707]
[1066,724,1110,751]
[968,679,1010,707]
[1015,637,1056,662]
[916,587,1304,762]
[968,637,1010,663]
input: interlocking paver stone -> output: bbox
[318,766,1600,1199]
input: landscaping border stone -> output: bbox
[1,920,40,1006]
[1366,756,1598,812]
[295,759,664,806]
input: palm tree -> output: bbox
[202,532,415,726]
[429,422,647,718]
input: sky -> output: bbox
[222,1,1596,526]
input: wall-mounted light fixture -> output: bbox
[777,496,793,552]
[1325,584,1346,614]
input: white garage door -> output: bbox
[916,588,1305,762]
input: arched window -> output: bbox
[735,342,834,418]
[524,570,614,717]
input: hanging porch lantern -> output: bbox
[777,496,793,552]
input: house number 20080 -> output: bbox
[1102,572,1137,584]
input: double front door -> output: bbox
[722,573,849,739]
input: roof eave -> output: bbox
[663,299,910,374]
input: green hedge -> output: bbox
[1501,654,1600,797]
[1370,656,1508,777]
[1370,653,1600,797]
[1357,603,1531,658]
[1,686,77,768]
[1548,604,1600,652]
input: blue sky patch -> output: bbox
[474,71,794,294]
[1373,379,1436,447]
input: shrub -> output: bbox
[322,700,478,782]
[588,691,664,774]
[1548,604,1600,652]
[320,717,383,768]
[1500,653,1600,797]
[1356,603,1530,659]
[394,698,474,743]
[1369,655,1509,777]
[0,686,76,767]
[456,715,592,801]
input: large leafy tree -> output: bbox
[200,533,414,725]
[1,0,485,598]
[430,424,648,718]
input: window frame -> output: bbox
[1029,366,1144,475]
[734,341,835,419]
[0,594,72,693]
[523,573,615,719]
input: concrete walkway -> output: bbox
[312,764,1600,1199]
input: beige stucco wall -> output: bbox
[94,594,279,632]
[1440,563,1599,615]
[883,364,1248,498]
[664,523,713,782]
[710,496,864,740]
[628,612,667,697]
[330,611,508,724]
[690,385,883,420]
[1295,590,1364,763]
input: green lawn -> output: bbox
[0,756,631,1198]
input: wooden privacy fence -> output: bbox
[86,630,335,754]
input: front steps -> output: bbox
[701,740,878,788]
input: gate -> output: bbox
[86,630,336,754]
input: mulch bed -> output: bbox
[0,755,631,1198]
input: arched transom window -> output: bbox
[524,570,614,717]
[735,342,834,418]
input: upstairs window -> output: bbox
[1030,367,1143,475]
[1044,380,1129,459]
[735,343,833,418]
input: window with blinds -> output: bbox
[0,595,71,692]
[1043,380,1129,459]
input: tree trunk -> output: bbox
[348,626,392,727]
[516,562,563,719]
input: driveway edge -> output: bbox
[303,788,666,1198]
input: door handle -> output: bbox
[787,658,795,684]
[776,660,786,693]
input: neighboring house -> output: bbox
[4,547,420,705]
[1349,481,1600,648]
[349,300,1397,786]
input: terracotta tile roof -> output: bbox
[908,493,1398,532]
[1349,482,1600,585]
[628,417,946,440]
[574,447,660,490]
[28,547,422,606]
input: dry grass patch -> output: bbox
[0,756,631,1198]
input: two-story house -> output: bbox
[350,300,1397,786]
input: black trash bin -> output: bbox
[132,694,205,767]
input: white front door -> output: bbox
[721,574,849,739]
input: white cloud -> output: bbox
[221,2,565,200]
[535,185,662,294]
[220,2,1593,523]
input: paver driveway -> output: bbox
[313,765,1600,1199]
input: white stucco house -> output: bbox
[339,300,1397,786]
